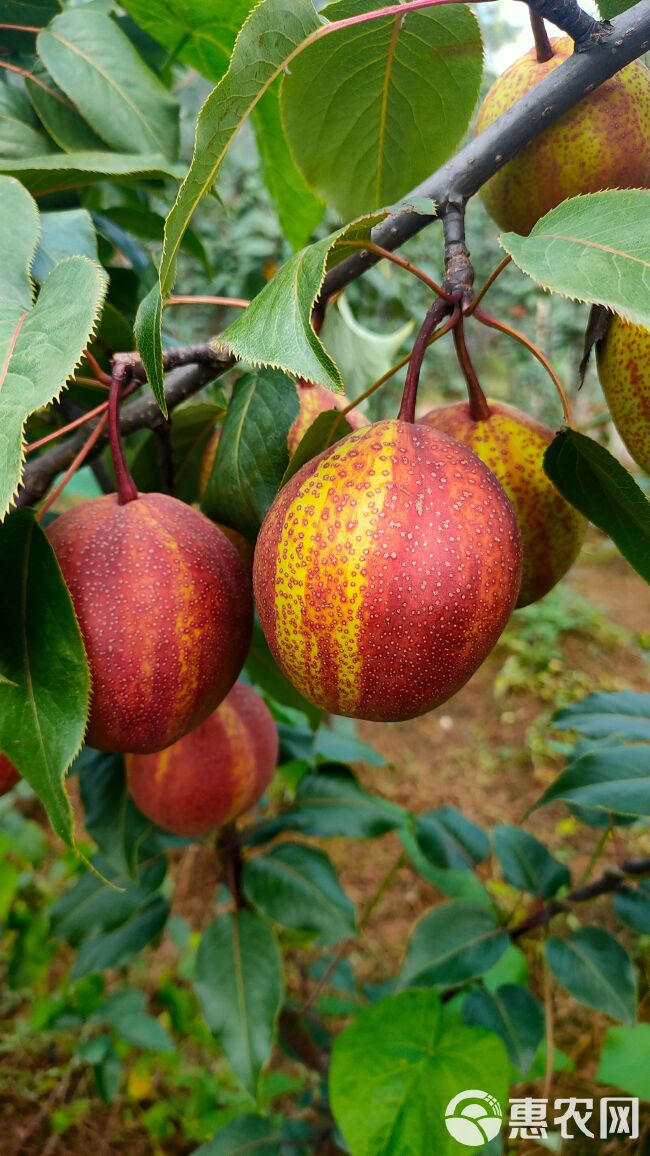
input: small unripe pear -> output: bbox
[254,420,522,721]
[420,401,586,607]
[597,316,650,475]
[0,754,19,796]
[126,682,278,837]
[476,37,650,235]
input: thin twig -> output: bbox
[473,306,573,424]
[35,414,108,521]
[337,239,455,302]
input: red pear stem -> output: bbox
[473,306,573,424]
[530,9,554,62]
[27,401,109,455]
[453,318,491,422]
[336,239,455,302]
[109,366,138,505]
[398,298,456,423]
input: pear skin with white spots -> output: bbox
[253,420,522,721]
[597,316,650,476]
[420,401,586,607]
[476,37,650,235]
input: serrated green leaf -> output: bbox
[546,928,636,1024]
[253,87,324,249]
[32,208,98,282]
[134,0,323,404]
[0,80,56,159]
[37,10,179,159]
[195,910,283,1095]
[282,0,483,220]
[201,369,298,540]
[553,691,650,742]
[0,511,89,849]
[400,900,509,988]
[25,63,106,152]
[330,990,509,1156]
[463,984,544,1074]
[0,151,184,195]
[193,1116,282,1156]
[492,825,570,898]
[501,190,650,327]
[243,842,356,943]
[544,429,650,583]
[535,743,650,816]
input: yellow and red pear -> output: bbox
[420,401,586,607]
[253,420,522,721]
[475,37,650,235]
[47,493,253,754]
[0,754,19,796]
[126,682,278,837]
[597,316,650,475]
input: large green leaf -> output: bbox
[248,766,405,843]
[544,429,650,583]
[0,81,56,159]
[72,895,170,979]
[415,806,489,871]
[597,1024,650,1099]
[243,842,356,943]
[546,928,637,1024]
[195,911,283,1095]
[220,214,384,393]
[501,190,650,328]
[535,744,650,816]
[553,691,650,742]
[32,208,98,282]
[135,0,322,406]
[50,854,166,948]
[25,63,106,152]
[492,825,570,898]
[463,984,544,1075]
[0,511,89,848]
[253,88,324,249]
[330,990,509,1156]
[194,1116,282,1156]
[400,901,509,988]
[201,370,298,540]
[282,0,482,219]
[614,882,650,934]
[37,10,179,159]
[0,179,107,517]
[0,151,184,194]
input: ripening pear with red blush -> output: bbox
[253,421,523,721]
[0,754,20,796]
[126,682,278,837]
[47,493,253,754]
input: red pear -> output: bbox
[47,494,253,754]
[254,420,522,721]
[126,682,278,837]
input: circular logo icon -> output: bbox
[444,1089,503,1147]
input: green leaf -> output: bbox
[220,214,384,392]
[535,744,650,816]
[121,0,253,82]
[195,910,283,1095]
[463,984,544,1075]
[597,1023,650,1099]
[330,989,509,1156]
[129,401,225,504]
[545,928,637,1024]
[0,151,183,194]
[0,81,56,159]
[0,512,89,849]
[281,409,357,485]
[400,826,491,904]
[501,190,650,327]
[99,989,174,1052]
[282,0,482,220]
[492,825,570,898]
[554,691,650,742]
[134,283,165,413]
[193,1116,282,1156]
[253,88,324,249]
[250,765,405,842]
[401,901,509,988]
[416,806,489,871]
[37,10,179,159]
[243,842,356,944]
[50,854,166,946]
[25,63,106,152]
[320,292,413,399]
[32,209,98,282]
[544,429,650,583]
[72,895,169,979]
[135,0,323,404]
[200,369,299,540]
[597,0,638,20]
[614,882,650,934]
[0,180,107,515]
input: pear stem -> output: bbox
[109,365,138,505]
[452,318,491,422]
[398,298,455,423]
[473,306,573,424]
[530,9,554,62]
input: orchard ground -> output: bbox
[1,530,648,1155]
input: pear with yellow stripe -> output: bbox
[420,401,586,607]
[125,682,277,837]
[48,494,253,754]
[254,420,523,721]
